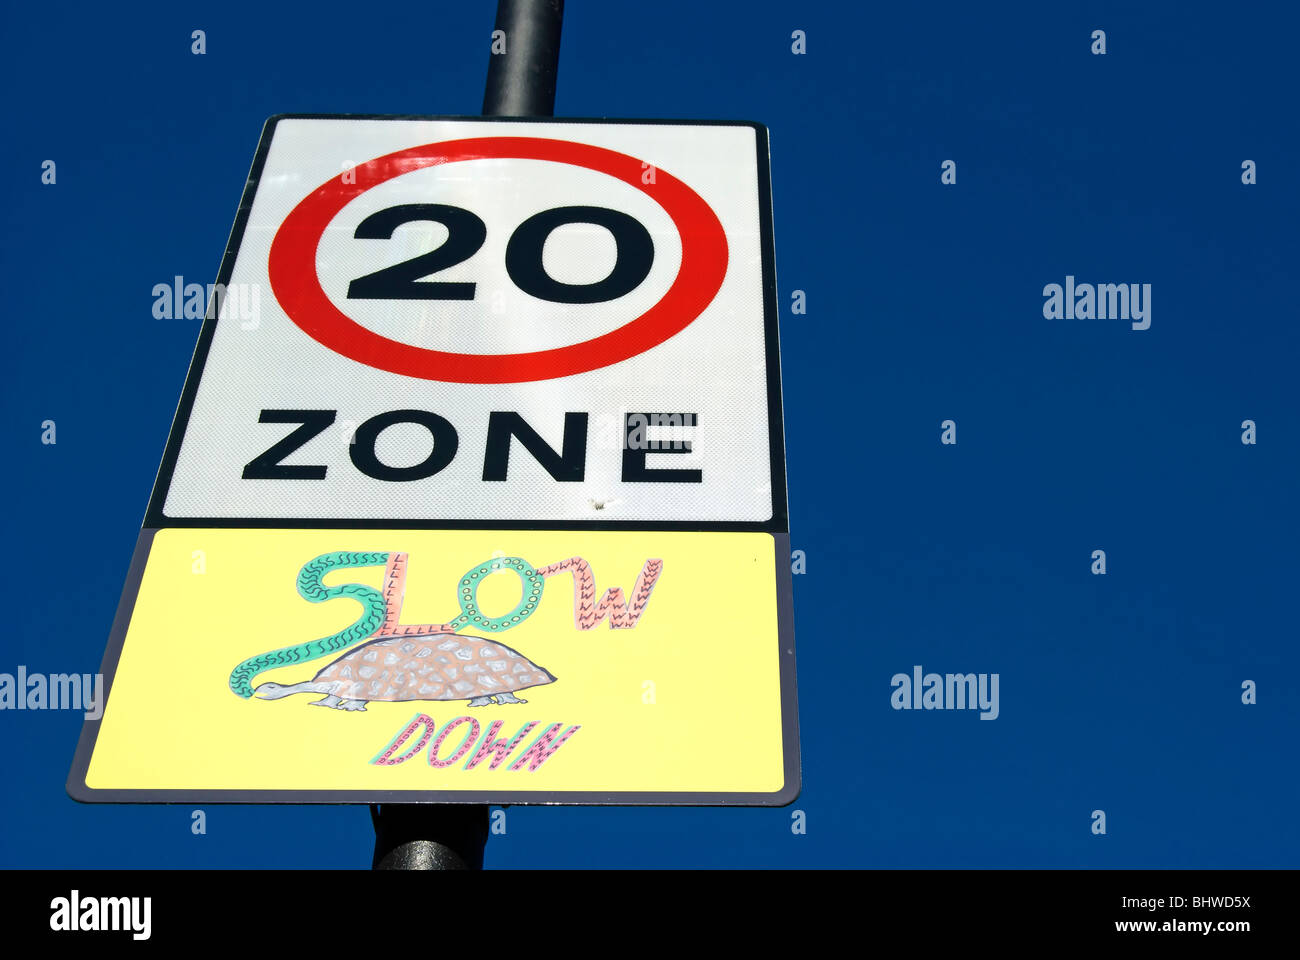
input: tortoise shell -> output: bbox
[312,633,555,702]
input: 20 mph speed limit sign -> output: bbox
[70,116,798,805]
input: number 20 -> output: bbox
[346,203,654,305]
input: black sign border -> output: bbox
[142,115,790,534]
[68,528,799,806]
[71,116,799,806]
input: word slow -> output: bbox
[1042,275,1151,330]
[890,666,1000,720]
[372,713,580,771]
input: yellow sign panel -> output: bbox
[75,528,791,801]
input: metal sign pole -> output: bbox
[370,0,565,871]
[371,803,489,870]
[483,0,564,117]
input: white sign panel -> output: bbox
[152,116,784,525]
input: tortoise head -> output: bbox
[253,682,292,700]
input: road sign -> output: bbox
[69,116,798,804]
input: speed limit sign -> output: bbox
[71,116,798,805]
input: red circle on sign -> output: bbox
[267,137,728,383]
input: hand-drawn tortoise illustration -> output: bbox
[254,632,555,711]
[229,551,560,711]
[229,549,660,712]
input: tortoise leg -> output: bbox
[338,699,368,712]
[494,692,527,704]
[310,695,345,709]
[467,696,494,707]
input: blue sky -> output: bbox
[1,0,1296,867]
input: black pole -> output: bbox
[371,0,564,870]
[371,804,488,870]
[482,0,564,116]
